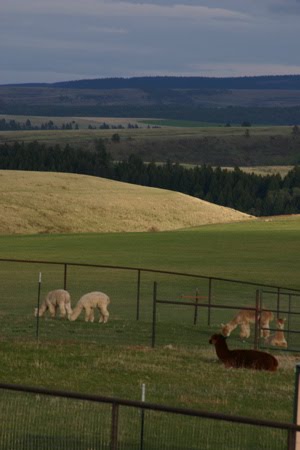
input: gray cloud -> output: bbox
[0,0,300,84]
[269,0,300,14]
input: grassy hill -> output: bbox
[0,170,252,235]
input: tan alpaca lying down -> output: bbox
[34,289,72,318]
[221,309,274,339]
[69,291,110,323]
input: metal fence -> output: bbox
[0,382,299,450]
[0,258,299,348]
[151,282,300,351]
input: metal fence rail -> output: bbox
[0,258,300,349]
[0,257,299,322]
[0,382,299,450]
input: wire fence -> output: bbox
[0,258,299,349]
[152,282,300,351]
[0,383,298,450]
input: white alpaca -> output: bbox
[34,289,72,318]
[69,291,110,323]
[221,309,274,339]
[265,318,288,348]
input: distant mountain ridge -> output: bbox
[2,75,300,122]
[3,74,300,90]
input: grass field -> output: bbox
[138,119,223,127]
[1,183,300,447]
[1,116,299,167]
[0,123,293,145]
[1,217,300,395]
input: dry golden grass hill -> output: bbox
[0,170,253,235]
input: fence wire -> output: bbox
[0,386,296,450]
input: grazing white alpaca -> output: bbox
[221,309,274,339]
[34,289,72,318]
[69,291,110,323]
[265,318,288,348]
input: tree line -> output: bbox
[1,140,300,217]
[0,118,79,131]
[0,118,144,131]
[51,75,300,90]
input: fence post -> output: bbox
[288,294,292,347]
[140,384,146,450]
[63,264,68,290]
[277,287,281,319]
[208,278,212,326]
[288,428,296,450]
[151,282,157,348]
[254,289,260,350]
[36,272,42,341]
[193,288,199,325]
[136,269,141,321]
[292,363,300,450]
[111,403,119,450]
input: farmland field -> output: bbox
[1,114,300,166]
[1,218,300,414]
[1,171,300,448]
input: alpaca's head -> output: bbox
[276,318,286,329]
[221,323,231,337]
[209,334,226,345]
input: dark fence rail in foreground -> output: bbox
[0,382,299,450]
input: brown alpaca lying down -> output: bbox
[209,334,278,372]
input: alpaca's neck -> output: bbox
[215,340,231,361]
[69,304,83,321]
[275,330,285,339]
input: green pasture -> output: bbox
[1,219,300,448]
[138,119,223,127]
[1,217,300,284]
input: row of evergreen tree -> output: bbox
[52,75,300,90]
[0,118,79,131]
[1,140,300,217]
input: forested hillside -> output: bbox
[1,75,300,123]
[1,140,300,217]
[10,75,300,90]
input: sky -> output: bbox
[1,0,300,84]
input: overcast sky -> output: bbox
[1,0,300,84]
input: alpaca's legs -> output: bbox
[48,303,56,318]
[84,306,93,322]
[239,323,251,339]
[65,303,73,319]
[99,306,109,323]
[58,303,67,318]
[88,309,95,323]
